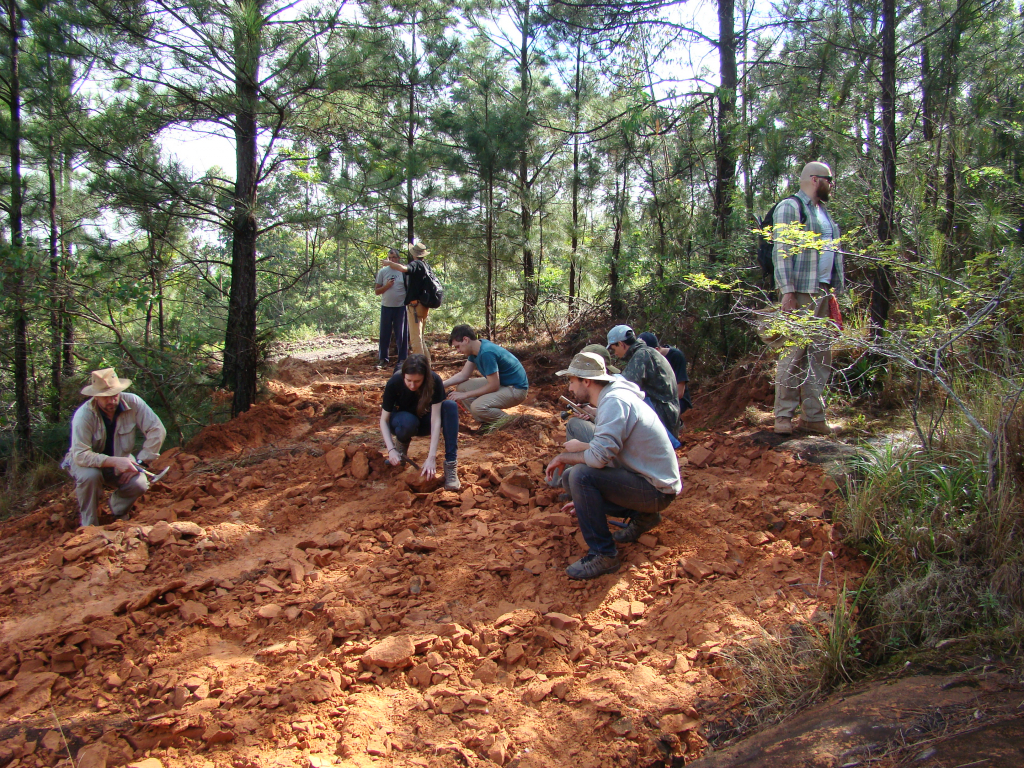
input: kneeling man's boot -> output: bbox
[566,553,621,580]
[613,511,662,544]
[444,460,461,491]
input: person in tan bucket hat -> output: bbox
[544,352,681,580]
[61,368,166,527]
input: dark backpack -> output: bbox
[757,194,807,288]
[416,261,444,309]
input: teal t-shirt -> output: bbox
[469,340,529,390]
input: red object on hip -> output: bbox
[828,294,844,330]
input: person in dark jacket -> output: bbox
[638,332,692,430]
[383,241,434,365]
[607,325,681,449]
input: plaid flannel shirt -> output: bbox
[773,189,844,295]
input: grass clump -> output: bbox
[839,376,1024,656]
[725,586,864,729]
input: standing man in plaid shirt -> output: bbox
[773,161,844,436]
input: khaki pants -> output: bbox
[457,377,528,424]
[67,464,149,527]
[774,292,832,423]
[406,304,430,365]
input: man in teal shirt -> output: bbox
[444,325,529,424]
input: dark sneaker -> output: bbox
[565,553,621,580]
[612,512,662,544]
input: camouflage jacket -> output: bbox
[620,340,680,433]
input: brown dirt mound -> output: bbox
[689,357,774,431]
[186,400,309,458]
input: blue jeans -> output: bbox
[389,400,458,462]
[379,305,409,364]
[561,465,675,557]
[644,395,681,449]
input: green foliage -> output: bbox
[841,411,1024,653]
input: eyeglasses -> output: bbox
[812,175,833,184]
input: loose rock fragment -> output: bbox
[660,713,700,733]
[257,603,283,620]
[545,612,581,631]
[179,600,209,624]
[76,743,109,768]
[679,557,714,582]
[362,636,416,669]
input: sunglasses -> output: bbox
[812,175,834,183]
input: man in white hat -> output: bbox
[544,352,681,580]
[61,368,166,527]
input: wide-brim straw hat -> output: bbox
[580,344,620,374]
[408,241,429,259]
[81,368,131,397]
[556,352,618,382]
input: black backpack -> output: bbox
[414,260,444,309]
[757,194,807,288]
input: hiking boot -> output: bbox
[612,512,662,544]
[565,553,621,580]
[444,460,461,491]
[774,417,793,435]
[800,420,835,435]
[391,435,410,462]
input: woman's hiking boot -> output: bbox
[391,435,410,462]
[444,460,461,491]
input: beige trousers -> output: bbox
[67,464,149,527]
[457,377,528,424]
[774,292,833,423]
[406,304,430,365]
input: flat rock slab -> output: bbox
[362,636,416,669]
[689,672,1024,768]
[0,671,59,718]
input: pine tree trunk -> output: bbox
[60,151,74,381]
[871,0,897,338]
[223,0,261,416]
[48,134,61,423]
[406,10,417,244]
[569,38,582,312]
[610,156,627,318]
[711,0,737,263]
[6,0,32,456]
[519,0,536,328]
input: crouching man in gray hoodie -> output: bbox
[545,352,682,580]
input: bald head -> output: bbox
[800,161,833,203]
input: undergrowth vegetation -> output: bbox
[727,368,1024,731]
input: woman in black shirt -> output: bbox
[379,354,460,491]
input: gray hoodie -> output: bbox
[584,379,683,495]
